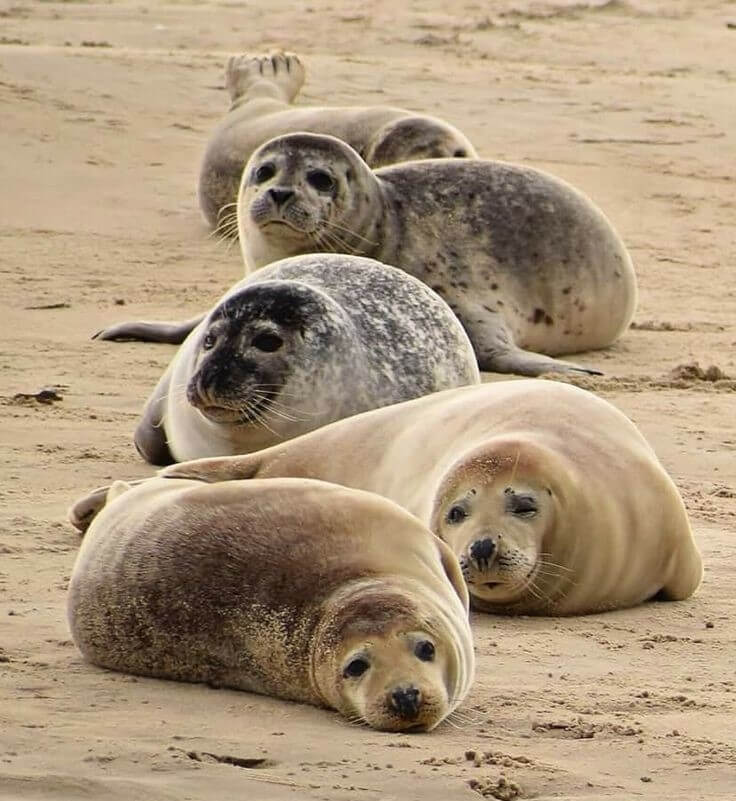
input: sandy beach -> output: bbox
[1,1,735,799]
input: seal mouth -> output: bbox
[194,391,277,426]
[482,581,503,590]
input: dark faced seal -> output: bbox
[199,51,477,230]
[237,132,638,376]
[162,380,702,616]
[133,253,479,465]
[67,477,475,731]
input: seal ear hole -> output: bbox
[251,332,284,352]
[453,148,467,158]
[202,333,217,351]
[254,163,276,184]
[446,505,468,525]
[306,169,335,193]
[343,657,370,679]
[414,640,435,662]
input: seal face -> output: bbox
[238,132,638,376]
[67,477,475,731]
[135,253,479,465]
[198,51,476,229]
[161,381,703,615]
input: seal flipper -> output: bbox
[68,479,146,535]
[160,451,264,483]
[135,365,175,466]
[657,542,704,602]
[92,315,205,344]
[453,304,602,377]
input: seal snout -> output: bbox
[389,684,422,720]
[469,537,497,571]
[268,187,295,208]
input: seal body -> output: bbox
[238,133,638,376]
[199,51,476,229]
[163,381,702,615]
[67,477,475,731]
[135,253,479,465]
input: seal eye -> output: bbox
[343,658,370,679]
[453,148,467,158]
[202,333,216,351]
[251,332,284,352]
[506,492,538,517]
[254,163,275,184]
[414,640,435,662]
[306,169,334,193]
[446,505,468,525]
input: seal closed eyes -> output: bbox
[133,253,479,466]
[67,477,475,732]
[237,132,638,376]
[161,380,703,616]
[198,50,477,230]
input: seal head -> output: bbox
[239,133,383,268]
[185,280,350,427]
[430,439,569,612]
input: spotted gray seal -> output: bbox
[236,132,637,376]
[162,380,702,615]
[199,51,477,230]
[67,476,475,731]
[131,253,479,465]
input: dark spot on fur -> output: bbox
[544,314,553,326]
[562,287,571,295]
[532,308,546,324]
[490,283,498,291]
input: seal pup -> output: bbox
[199,51,477,229]
[67,477,475,732]
[235,132,638,376]
[132,253,479,465]
[162,380,703,615]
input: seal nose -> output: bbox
[470,537,496,570]
[389,685,422,720]
[268,187,294,207]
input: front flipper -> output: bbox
[93,315,204,344]
[135,366,175,466]
[160,451,264,483]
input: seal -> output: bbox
[199,51,477,230]
[131,253,479,465]
[162,380,703,615]
[67,476,475,732]
[236,132,638,376]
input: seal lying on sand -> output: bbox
[162,380,702,615]
[131,254,479,465]
[67,477,475,732]
[199,51,477,229]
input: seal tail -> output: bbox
[68,480,138,536]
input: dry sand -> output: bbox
[1,1,735,799]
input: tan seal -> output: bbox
[163,380,703,615]
[237,132,638,375]
[199,51,477,230]
[67,477,475,732]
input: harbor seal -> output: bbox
[199,51,477,229]
[236,132,638,376]
[67,477,475,731]
[131,253,479,465]
[162,380,703,615]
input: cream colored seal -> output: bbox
[131,253,479,465]
[162,380,703,615]
[67,477,475,731]
[199,51,477,230]
[237,132,638,376]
